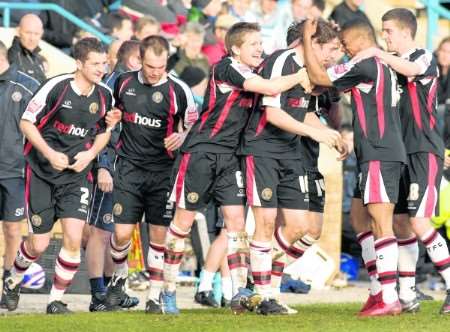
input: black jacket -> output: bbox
[7,36,46,83]
[329,1,374,31]
[0,65,40,179]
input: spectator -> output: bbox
[329,0,373,31]
[168,22,210,76]
[228,0,252,21]
[134,16,161,40]
[7,14,46,83]
[202,14,238,65]
[179,66,208,107]
[107,40,124,73]
[245,0,286,54]
[120,0,188,38]
[189,0,223,45]
[310,0,326,18]
[103,12,134,41]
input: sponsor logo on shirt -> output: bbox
[287,97,309,108]
[62,100,72,109]
[123,112,162,128]
[53,119,89,137]
[125,88,136,96]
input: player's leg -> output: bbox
[0,178,25,308]
[360,161,402,317]
[351,198,382,312]
[45,217,84,314]
[3,169,52,311]
[407,153,450,313]
[195,227,226,308]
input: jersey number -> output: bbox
[80,187,90,205]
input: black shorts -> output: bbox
[358,160,402,205]
[169,152,245,211]
[25,166,92,234]
[0,177,25,222]
[244,155,308,210]
[88,182,114,233]
[112,158,174,225]
[307,170,325,213]
[395,153,443,218]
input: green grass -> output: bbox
[0,302,449,332]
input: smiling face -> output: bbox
[381,20,412,53]
[313,37,342,68]
[232,31,263,68]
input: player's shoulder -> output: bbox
[34,73,74,97]
[407,47,432,61]
[169,72,192,93]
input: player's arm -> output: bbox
[265,106,341,149]
[68,131,111,173]
[243,68,312,95]
[304,112,348,160]
[20,119,69,171]
[352,47,425,77]
[165,82,199,151]
[303,19,334,87]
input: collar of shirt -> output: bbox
[399,48,418,60]
[137,70,168,87]
[70,80,95,97]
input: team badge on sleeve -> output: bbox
[261,188,273,201]
[113,203,123,216]
[187,192,199,203]
[31,215,42,226]
[12,91,23,102]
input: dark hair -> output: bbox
[382,8,417,38]
[104,12,132,33]
[340,124,353,133]
[117,40,141,64]
[225,22,260,56]
[140,35,170,58]
[312,0,326,12]
[286,18,338,47]
[340,19,377,44]
[73,37,106,62]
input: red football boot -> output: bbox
[359,300,402,317]
[359,292,382,314]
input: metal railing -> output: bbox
[0,2,112,45]
[420,0,450,50]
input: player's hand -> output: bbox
[309,127,341,149]
[298,68,313,94]
[97,168,113,192]
[68,150,95,173]
[335,139,349,161]
[352,47,380,64]
[303,19,318,40]
[47,150,69,172]
[105,108,122,131]
[164,132,186,151]
[444,154,450,170]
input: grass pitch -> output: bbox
[0,302,449,332]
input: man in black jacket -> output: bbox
[0,40,40,308]
[7,14,46,83]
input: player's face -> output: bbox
[79,51,108,84]
[381,20,409,53]
[313,37,342,68]
[142,49,168,84]
[340,30,360,58]
[235,31,263,68]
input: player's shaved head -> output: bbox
[340,19,377,45]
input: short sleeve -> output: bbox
[327,59,375,92]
